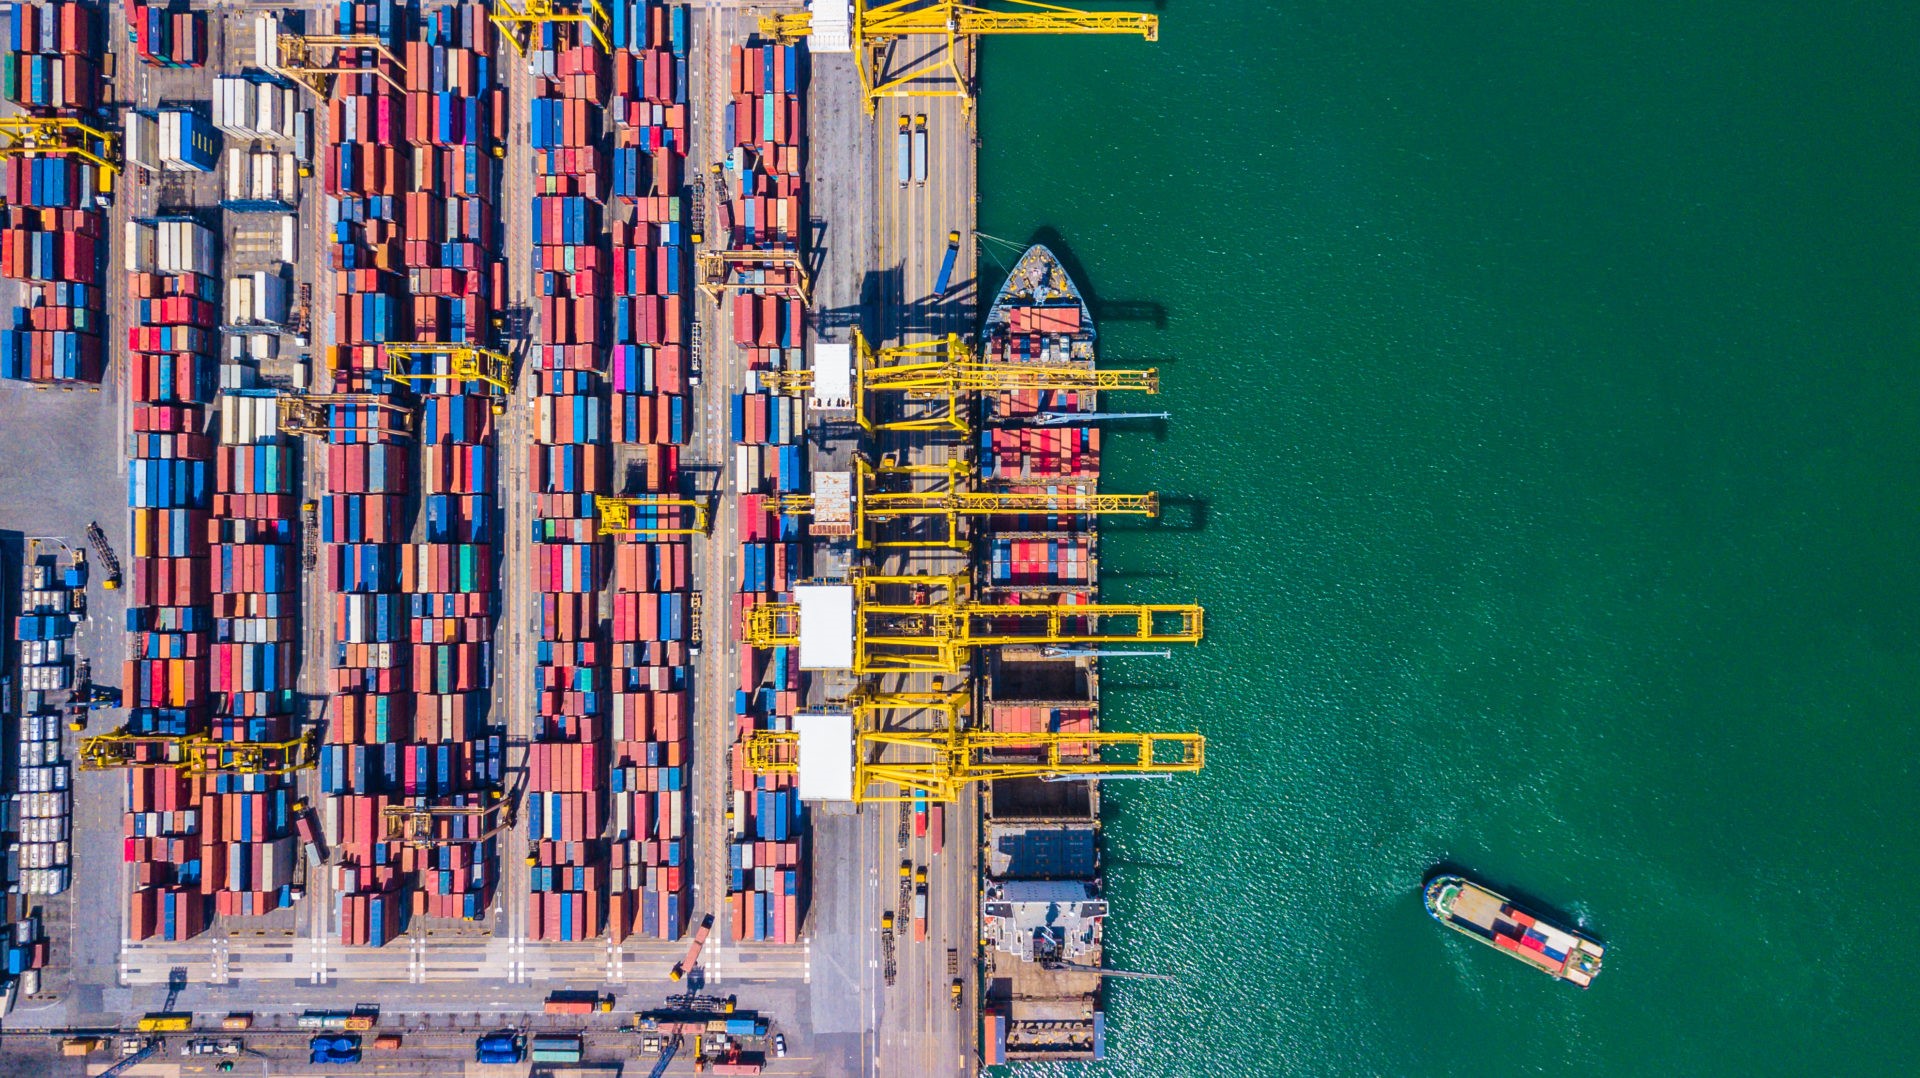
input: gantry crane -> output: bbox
[383,343,515,413]
[744,571,1201,674]
[492,0,611,56]
[277,393,414,438]
[0,117,120,194]
[382,794,513,848]
[260,16,405,97]
[745,716,1203,803]
[761,0,1158,114]
[78,730,319,776]
[777,455,1157,550]
[697,249,813,306]
[597,496,712,537]
[760,329,1156,432]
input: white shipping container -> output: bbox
[228,275,253,323]
[124,220,157,273]
[280,213,298,263]
[19,867,69,895]
[18,791,71,818]
[124,111,158,172]
[249,334,278,361]
[255,16,281,77]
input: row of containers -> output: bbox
[725,40,809,945]
[0,1,104,386]
[603,0,695,945]
[115,136,240,937]
[318,0,504,946]
[10,553,78,954]
[518,1,700,945]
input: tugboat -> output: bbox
[1424,874,1605,987]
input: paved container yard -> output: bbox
[0,2,1067,1076]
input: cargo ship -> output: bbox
[1424,874,1605,987]
[982,243,1096,364]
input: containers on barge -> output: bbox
[1424,874,1606,987]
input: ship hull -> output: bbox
[1424,874,1605,987]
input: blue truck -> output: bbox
[475,1031,523,1064]
[309,1035,361,1065]
[934,231,961,297]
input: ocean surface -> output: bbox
[977,4,1920,1075]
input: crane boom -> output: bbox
[760,1,1158,113]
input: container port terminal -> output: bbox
[0,1,1187,1074]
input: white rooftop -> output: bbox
[793,584,855,670]
[794,713,855,801]
[808,1,852,53]
[810,342,853,409]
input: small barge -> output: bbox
[1424,874,1604,987]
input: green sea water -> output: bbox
[977,4,1920,1074]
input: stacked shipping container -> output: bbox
[526,18,611,943]
[124,0,205,68]
[313,1,411,948]
[605,0,690,943]
[120,209,229,940]
[394,2,503,925]
[0,2,103,386]
[204,393,300,918]
[1,1,96,108]
[723,39,807,945]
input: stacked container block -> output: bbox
[124,0,206,68]
[391,0,507,928]
[604,0,691,943]
[123,397,215,941]
[1,2,97,108]
[205,394,300,917]
[724,39,807,945]
[0,3,103,386]
[526,19,611,943]
[315,0,412,948]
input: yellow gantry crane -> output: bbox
[384,343,515,413]
[262,16,405,96]
[382,795,513,848]
[79,730,319,776]
[761,0,1158,114]
[276,393,414,438]
[596,495,713,537]
[778,455,1156,550]
[0,117,120,194]
[743,689,1202,802]
[697,249,813,306]
[761,329,1157,432]
[744,571,1201,674]
[492,0,612,56]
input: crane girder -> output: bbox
[742,571,1202,673]
[744,726,1202,803]
[760,330,1154,433]
[382,799,510,846]
[0,117,121,192]
[492,0,612,56]
[597,496,712,537]
[384,343,515,395]
[277,394,412,438]
[698,250,813,305]
[758,1,1158,112]
[79,730,319,776]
